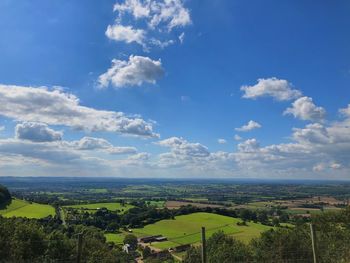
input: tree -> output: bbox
[0,184,11,208]
[143,246,152,259]
[123,234,138,251]
[184,231,252,263]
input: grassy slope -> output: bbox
[0,198,55,219]
[64,202,134,213]
[106,212,272,249]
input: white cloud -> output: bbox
[149,38,174,48]
[292,123,330,145]
[98,55,164,88]
[231,107,350,177]
[0,139,82,165]
[110,0,191,50]
[114,0,151,19]
[149,0,191,31]
[0,84,158,138]
[15,122,63,142]
[157,137,210,158]
[234,134,242,141]
[235,120,262,132]
[339,104,350,117]
[218,138,226,144]
[284,96,326,122]
[179,32,185,43]
[313,163,326,172]
[105,24,146,46]
[237,138,260,152]
[115,0,191,31]
[73,136,137,154]
[0,126,4,132]
[241,77,302,101]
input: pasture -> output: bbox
[107,212,272,249]
[0,198,55,219]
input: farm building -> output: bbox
[139,235,167,243]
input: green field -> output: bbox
[0,199,55,219]
[106,212,272,249]
[105,233,125,244]
[64,202,134,213]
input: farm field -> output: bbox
[106,212,272,249]
[0,198,55,219]
[165,201,224,209]
[64,202,134,213]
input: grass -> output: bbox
[121,212,272,249]
[64,202,134,213]
[105,233,125,244]
[0,198,55,219]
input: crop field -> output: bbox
[0,199,55,219]
[106,212,272,249]
[64,202,134,213]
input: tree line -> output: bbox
[184,208,350,263]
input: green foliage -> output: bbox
[142,246,152,259]
[123,234,138,250]
[183,247,201,263]
[183,232,252,263]
[251,227,313,263]
[0,217,132,263]
[0,184,11,207]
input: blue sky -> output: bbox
[0,0,350,179]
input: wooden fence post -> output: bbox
[76,233,83,263]
[201,227,207,263]
[310,223,318,263]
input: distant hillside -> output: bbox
[0,185,11,207]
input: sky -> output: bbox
[0,0,350,179]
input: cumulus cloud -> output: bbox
[114,0,191,31]
[284,96,326,122]
[235,120,262,132]
[232,106,350,177]
[108,0,191,50]
[114,0,151,19]
[237,138,260,152]
[218,138,226,144]
[98,55,164,88]
[241,77,302,101]
[0,85,158,138]
[157,137,210,157]
[339,104,350,117]
[105,24,146,46]
[15,122,62,142]
[234,134,242,141]
[73,136,137,154]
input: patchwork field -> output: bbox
[165,201,224,209]
[64,202,134,213]
[106,212,272,249]
[0,198,55,219]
